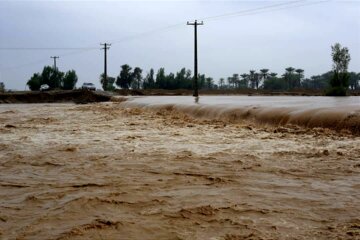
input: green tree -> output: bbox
[284,67,295,89]
[327,43,351,96]
[259,69,269,86]
[39,66,63,88]
[132,67,143,89]
[107,77,116,91]
[205,77,214,89]
[239,74,249,88]
[227,77,233,89]
[0,82,5,92]
[143,69,155,89]
[231,74,240,88]
[349,72,359,90]
[219,78,225,89]
[249,70,257,89]
[269,72,277,78]
[100,73,115,91]
[264,73,286,90]
[63,70,78,90]
[116,64,133,89]
[166,73,176,89]
[295,69,304,88]
[173,68,192,89]
[155,68,166,89]
[27,73,42,91]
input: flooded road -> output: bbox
[0,102,359,239]
[122,96,360,133]
[126,96,360,108]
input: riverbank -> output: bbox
[115,88,360,96]
[0,90,112,104]
[0,102,359,239]
[1,89,359,105]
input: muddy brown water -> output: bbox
[0,101,359,239]
[122,96,360,133]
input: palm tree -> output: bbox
[227,77,233,89]
[295,69,304,88]
[269,72,278,78]
[285,67,295,89]
[260,69,269,80]
[259,69,269,89]
[219,78,225,89]
[240,73,249,88]
[249,70,256,89]
[232,74,239,88]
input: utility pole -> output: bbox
[50,56,59,71]
[100,43,111,90]
[187,20,203,97]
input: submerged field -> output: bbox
[0,101,359,239]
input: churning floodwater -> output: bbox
[1,102,359,239]
[126,96,360,108]
[121,96,360,133]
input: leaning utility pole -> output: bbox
[50,56,59,71]
[187,20,203,97]
[100,43,111,90]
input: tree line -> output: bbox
[24,43,358,95]
[101,65,359,92]
[100,64,215,91]
[100,44,358,94]
[27,66,78,91]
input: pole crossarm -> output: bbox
[187,21,204,26]
[50,56,59,71]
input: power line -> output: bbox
[0,0,330,72]
[202,0,331,22]
[0,47,98,50]
[0,48,98,71]
[200,0,306,21]
[110,23,184,45]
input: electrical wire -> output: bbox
[202,0,331,22]
[0,47,98,50]
[199,0,306,21]
[0,0,330,71]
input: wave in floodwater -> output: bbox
[120,96,360,133]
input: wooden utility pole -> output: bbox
[50,56,59,71]
[100,43,111,90]
[187,20,203,97]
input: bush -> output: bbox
[325,86,347,96]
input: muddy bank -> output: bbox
[0,103,359,239]
[0,90,112,104]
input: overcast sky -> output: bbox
[0,0,359,90]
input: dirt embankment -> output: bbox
[1,89,359,103]
[0,90,112,104]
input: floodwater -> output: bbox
[0,100,359,239]
[126,96,360,108]
[121,96,360,133]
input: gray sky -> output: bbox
[0,0,359,90]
